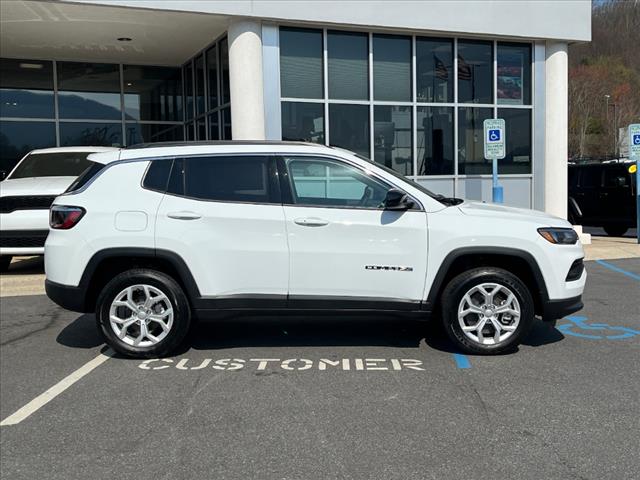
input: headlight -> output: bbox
[537,227,578,245]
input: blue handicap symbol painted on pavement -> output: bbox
[633,134,640,145]
[557,315,640,340]
[488,129,501,142]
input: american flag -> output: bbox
[434,55,448,80]
[458,55,472,81]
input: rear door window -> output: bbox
[579,166,603,188]
[167,155,279,204]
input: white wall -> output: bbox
[64,0,591,42]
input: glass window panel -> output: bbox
[374,105,413,175]
[123,65,183,122]
[497,108,532,174]
[125,123,184,146]
[171,156,274,203]
[497,43,531,105]
[416,38,453,103]
[457,107,493,174]
[279,27,323,99]
[220,38,230,105]
[0,59,54,118]
[222,108,232,140]
[281,102,325,144]
[195,55,206,116]
[57,62,121,119]
[208,112,219,140]
[186,121,195,141]
[59,122,123,147]
[457,40,493,104]
[184,62,194,121]
[0,121,56,173]
[328,31,368,100]
[197,118,206,140]
[285,157,389,208]
[206,45,218,110]
[328,104,370,158]
[417,106,454,175]
[373,34,411,101]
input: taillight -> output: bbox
[50,206,86,229]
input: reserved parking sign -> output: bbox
[484,119,506,159]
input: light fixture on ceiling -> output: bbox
[117,37,132,42]
[126,83,133,86]
[19,63,43,69]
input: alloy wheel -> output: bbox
[457,282,521,346]
[109,284,174,347]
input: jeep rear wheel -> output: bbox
[603,225,627,237]
[441,267,534,355]
[96,269,191,358]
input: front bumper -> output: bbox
[45,279,89,313]
[541,295,583,322]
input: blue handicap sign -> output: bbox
[557,315,640,340]
[633,133,640,145]
[488,129,501,142]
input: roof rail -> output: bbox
[125,140,317,150]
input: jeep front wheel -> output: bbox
[96,269,191,358]
[441,267,534,355]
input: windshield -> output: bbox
[9,152,96,179]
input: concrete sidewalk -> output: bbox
[583,236,640,261]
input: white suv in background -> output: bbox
[0,146,115,271]
[44,142,586,357]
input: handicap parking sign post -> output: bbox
[483,119,506,203]
[629,124,640,244]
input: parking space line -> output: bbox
[0,349,114,427]
[595,260,640,281]
[452,353,471,369]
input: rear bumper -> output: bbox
[45,279,89,313]
[541,295,583,322]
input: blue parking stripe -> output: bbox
[595,260,640,281]
[452,353,471,369]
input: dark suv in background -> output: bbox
[568,160,637,237]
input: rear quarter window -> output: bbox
[142,159,173,192]
[64,162,104,193]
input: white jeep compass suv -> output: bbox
[0,146,116,271]
[44,141,586,357]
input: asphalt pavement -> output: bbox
[0,259,639,480]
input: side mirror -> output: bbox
[384,188,415,211]
[0,170,6,181]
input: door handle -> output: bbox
[167,211,202,220]
[294,217,329,227]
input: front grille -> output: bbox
[0,230,49,248]
[566,258,585,281]
[0,196,57,214]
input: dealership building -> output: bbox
[0,0,591,217]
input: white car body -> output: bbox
[0,147,116,256]
[45,142,586,327]
[45,142,587,356]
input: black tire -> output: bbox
[441,267,535,355]
[96,269,191,358]
[603,225,627,237]
[0,255,12,273]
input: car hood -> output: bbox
[458,200,570,226]
[0,176,76,197]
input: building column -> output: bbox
[228,18,265,140]
[544,41,568,219]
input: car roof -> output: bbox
[28,146,118,155]
[87,141,340,164]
